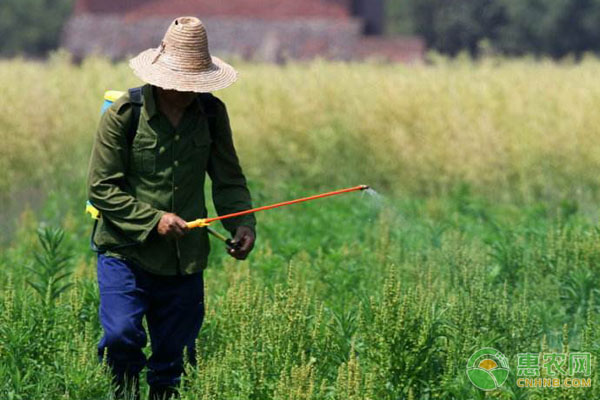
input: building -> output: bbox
[63,0,424,63]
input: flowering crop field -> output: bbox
[1,54,600,399]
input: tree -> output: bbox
[386,0,600,57]
[400,0,506,56]
[0,0,73,56]
[497,0,600,57]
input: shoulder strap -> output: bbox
[127,87,144,147]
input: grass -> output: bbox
[1,53,600,399]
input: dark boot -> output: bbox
[114,375,140,400]
[148,385,179,400]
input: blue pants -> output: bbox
[97,254,204,388]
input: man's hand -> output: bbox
[228,226,255,260]
[157,213,189,240]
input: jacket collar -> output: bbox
[141,84,205,121]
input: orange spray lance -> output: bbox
[193,185,371,248]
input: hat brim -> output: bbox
[129,48,237,93]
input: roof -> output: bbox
[75,0,351,20]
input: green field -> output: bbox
[1,54,600,399]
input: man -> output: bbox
[87,17,256,400]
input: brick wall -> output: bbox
[354,37,425,63]
[75,0,350,19]
[63,14,363,62]
[64,0,425,64]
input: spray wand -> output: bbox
[87,185,370,251]
[193,185,370,248]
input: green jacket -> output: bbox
[87,84,255,275]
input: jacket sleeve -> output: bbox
[86,102,165,243]
[207,100,256,235]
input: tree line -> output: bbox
[0,0,73,57]
[388,0,600,57]
[1,0,598,58]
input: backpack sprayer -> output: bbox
[87,90,370,249]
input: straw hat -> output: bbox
[129,17,237,93]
